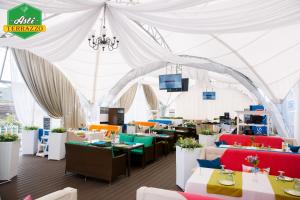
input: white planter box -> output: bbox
[48,132,67,160]
[21,130,38,155]
[198,134,216,147]
[176,146,203,190]
[0,140,20,180]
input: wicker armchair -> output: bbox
[65,143,127,184]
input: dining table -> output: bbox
[185,167,300,200]
[112,143,144,176]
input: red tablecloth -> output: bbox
[220,149,300,178]
[179,192,222,200]
[219,134,284,149]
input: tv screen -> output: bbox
[203,91,216,100]
[167,78,189,92]
[250,115,263,124]
[159,74,182,90]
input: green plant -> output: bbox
[0,134,19,142]
[183,120,195,128]
[0,114,22,132]
[176,137,202,150]
[199,129,215,135]
[51,128,66,133]
[24,126,39,131]
[75,131,85,135]
[161,116,183,119]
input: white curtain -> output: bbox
[115,83,138,113]
[142,84,158,110]
[10,50,47,126]
[12,49,86,128]
[174,82,254,120]
[125,84,149,123]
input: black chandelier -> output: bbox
[88,5,119,51]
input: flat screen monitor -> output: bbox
[250,115,263,124]
[159,74,182,90]
[203,91,216,100]
[167,78,189,92]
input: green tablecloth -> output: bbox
[268,175,300,200]
[207,170,243,197]
[151,128,177,132]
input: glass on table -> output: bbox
[294,179,300,191]
[226,173,234,182]
[278,170,285,178]
[220,165,225,171]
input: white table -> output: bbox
[85,131,104,142]
[185,167,276,200]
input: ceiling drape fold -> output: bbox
[142,84,159,110]
[114,83,138,113]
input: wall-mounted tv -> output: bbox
[203,91,216,100]
[159,74,182,90]
[167,78,189,92]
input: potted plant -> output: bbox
[22,126,39,155]
[48,128,67,160]
[176,137,203,190]
[197,125,217,147]
[183,120,195,128]
[0,134,20,180]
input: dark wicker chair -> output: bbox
[65,143,127,184]
[130,136,155,168]
[154,140,165,159]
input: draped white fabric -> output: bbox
[109,0,212,12]
[2,0,300,61]
[0,8,101,61]
[1,0,104,13]
[110,0,300,33]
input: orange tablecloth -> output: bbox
[88,124,120,133]
[132,121,156,127]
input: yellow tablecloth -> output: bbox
[268,175,300,200]
[207,169,243,197]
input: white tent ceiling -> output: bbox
[50,21,300,104]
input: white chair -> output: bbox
[36,187,77,200]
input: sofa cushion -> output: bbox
[219,134,284,148]
[134,136,153,148]
[119,133,135,143]
[197,157,221,169]
[67,141,90,146]
[289,144,300,153]
[220,149,300,178]
[91,141,111,147]
[215,141,227,147]
[131,148,143,155]
[23,195,32,200]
